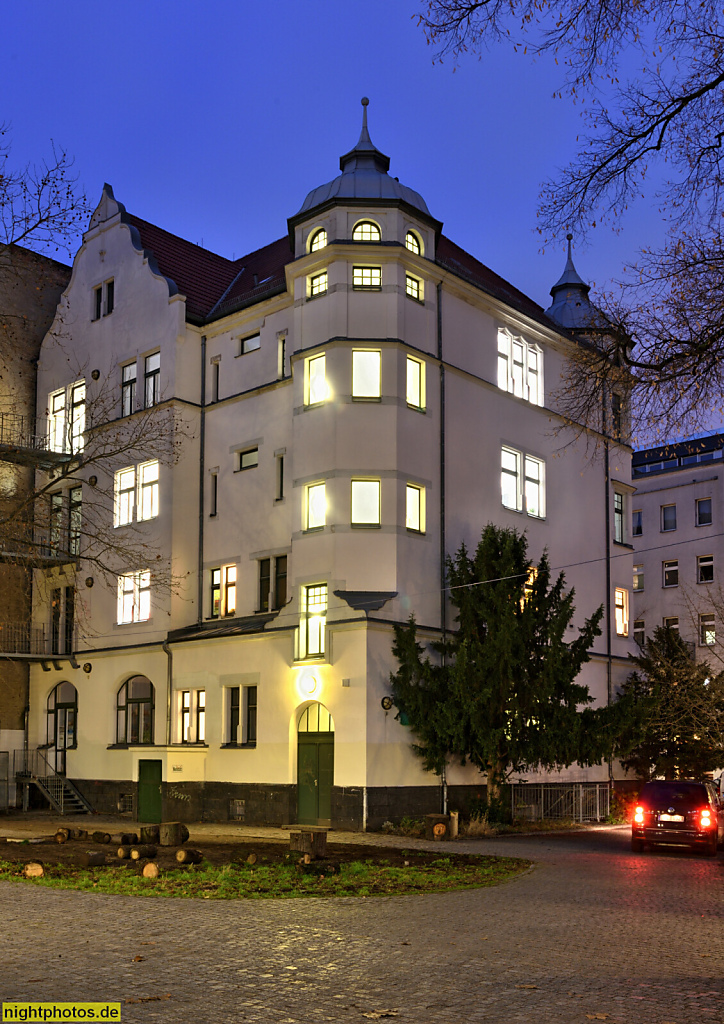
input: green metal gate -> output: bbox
[138,759,163,823]
[297,703,334,826]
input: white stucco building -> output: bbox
[20,104,635,826]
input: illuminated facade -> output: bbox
[25,106,634,826]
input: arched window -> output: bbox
[352,221,381,243]
[309,228,327,252]
[405,231,421,255]
[117,676,154,745]
[298,702,334,733]
[47,681,77,750]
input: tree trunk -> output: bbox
[486,754,507,814]
[175,848,203,865]
[24,861,44,878]
[159,822,188,847]
[92,831,111,844]
[140,825,160,844]
[289,830,327,859]
[130,845,158,860]
[79,851,106,867]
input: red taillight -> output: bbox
[700,808,714,829]
[634,805,645,824]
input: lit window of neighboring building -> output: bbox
[305,354,327,406]
[305,482,326,530]
[352,350,381,399]
[351,479,381,526]
[302,584,327,658]
[406,356,425,409]
[406,484,425,532]
[501,447,545,518]
[633,565,644,592]
[353,266,381,289]
[405,274,423,302]
[700,614,716,646]
[138,461,159,521]
[309,228,327,252]
[352,221,381,242]
[210,565,237,618]
[117,571,151,624]
[404,231,421,254]
[144,352,161,408]
[48,381,86,454]
[309,271,328,297]
[497,330,543,406]
[614,588,629,636]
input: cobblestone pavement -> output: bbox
[1,817,723,1023]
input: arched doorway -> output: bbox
[46,681,77,774]
[297,703,334,826]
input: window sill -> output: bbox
[352,396,382,403]
[220,743,257,749]
[406,295,425,305]
[303,526,325,534]
[613,541,634,549]
[107,743,158,750]
[352,286,382,292]
[172,742,209,748]
[306,292,327,301]
[698,580,714,585]
[406,528,426,535]
[407,403,426,413]
[351,523,381,529]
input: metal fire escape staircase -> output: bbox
[14,750,94,815]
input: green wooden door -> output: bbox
[297,734,334,825]
[138,759,162,823]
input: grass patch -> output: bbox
[0,853,529,900]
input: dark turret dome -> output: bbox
[546,234,607,331]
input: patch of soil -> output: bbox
[0,835,479,871]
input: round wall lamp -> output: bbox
[82,663,92,674]
[91,369,100,381]
[381,696,394,711]
[88,475,98,487]
[85,577,94,588]
[297,670,319,698]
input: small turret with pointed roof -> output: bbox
[338,97,391,174]
[546,234,606,331]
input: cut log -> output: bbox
[130,845,158,860]
[175,848,203,865]
[139,825,160,844]
[142,862,161,879]
[24,861,44,878]
[120,832,138,846]
[246,853,257,865]
[117,845,133,860]
[70,828,88,841]
[79,851,106,867]
[54,829,69,844]
[92,831,112,844]
[159,822,187,847]
[289,829,327,860]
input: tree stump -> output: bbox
[176,848,203,865]
[424,814,450,841]
[142,862,161,879]
[79,851,106,867]
[159,822,188,847]
[117,845,133,860]
[92,831,112,844]
[130,845,158,860]
[289,829,327,859]
[24,861,44,878]
[139,825,160,844]
[120,832,138,846]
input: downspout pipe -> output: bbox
[437,280,448,816]
[197,335,207,624]
[602,386,614,787]
[162,640,173,746]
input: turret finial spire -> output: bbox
[566,232,573,261]
[361,96,369,130]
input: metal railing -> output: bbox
[511,782,610,823]
[0,413,49,453]
[0,622,76,657]
[13,748,53,777]
[12,748,92,814]
[0,527,75,562]
[0,752,8,813]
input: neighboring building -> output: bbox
[25,104,634,827]
[632,435,724,660]
[0,245,71,802]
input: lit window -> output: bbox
[497,330,543,406]
[259,555,288,612]
[302,584,327,658]
[352,350,381,399]
[405,231,421,255]
[197,690,206,742]
[93,279,114,320]
[238,447,259,471]
[501,447,545,518]
[117,571,151,624]
[700,614,716,646]
[306,482,326,530]
[121,363,136,417]
[698,554,714,584]
[353,266,381,289]
[226,684,258,745]
[405,274,423,302]
[240,333,261,354]
[697,498,713,526]
[144,352,161,408]
[663,560,679,587]
[661,504,676,532]
[406,484,425,532]
[48,381,85,454]
[633,565,644,592]
[664,616,679,633]
[305,354,327,405]
[114,467,135,526]
[614,588,629,636]
[406,356,425,409]
[138,460,159,521]
[614,492,625,543]
[49,493,63,553]
[309,228,327,252]
[632,509,643,536]
[309,271,328,297]
[210,565,236,618]
[116,676,154,745]
[352,221,381,242]
[351,479,381,526]
[68,487,82,557]
[633,619,645,647]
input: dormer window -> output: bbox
[309,228,328,252]
[353,221,381,242]
[405,231,421,255]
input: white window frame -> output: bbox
[114,467,136,527]
[137,460,159,521]
[700,613,716,646]
[48,381,86,454]
[352,220,381,242]
[301,583,328,659]
[305,482,326,531]
[404,230,422,255]
[501,446,545,518]
[663,616,679,633]
[696,498,713,527]
[663,560,679,588]
[614,587,629,636]
[352,350,381,400]
[614,491,625,544]
[661,504,677,532]
[497,330,543,406]
[405,274,424,302]
[351,479,381,527]
[698,554,714,584]
[406,356,425,410]
[308,270,328,298]
[117,571,151,624]
[633,564,644,592]
[305,353,327,406]
[633,619,645,647]
[406,484,425,532]
[309,228,328,252]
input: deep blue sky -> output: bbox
[4,0,668,314]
